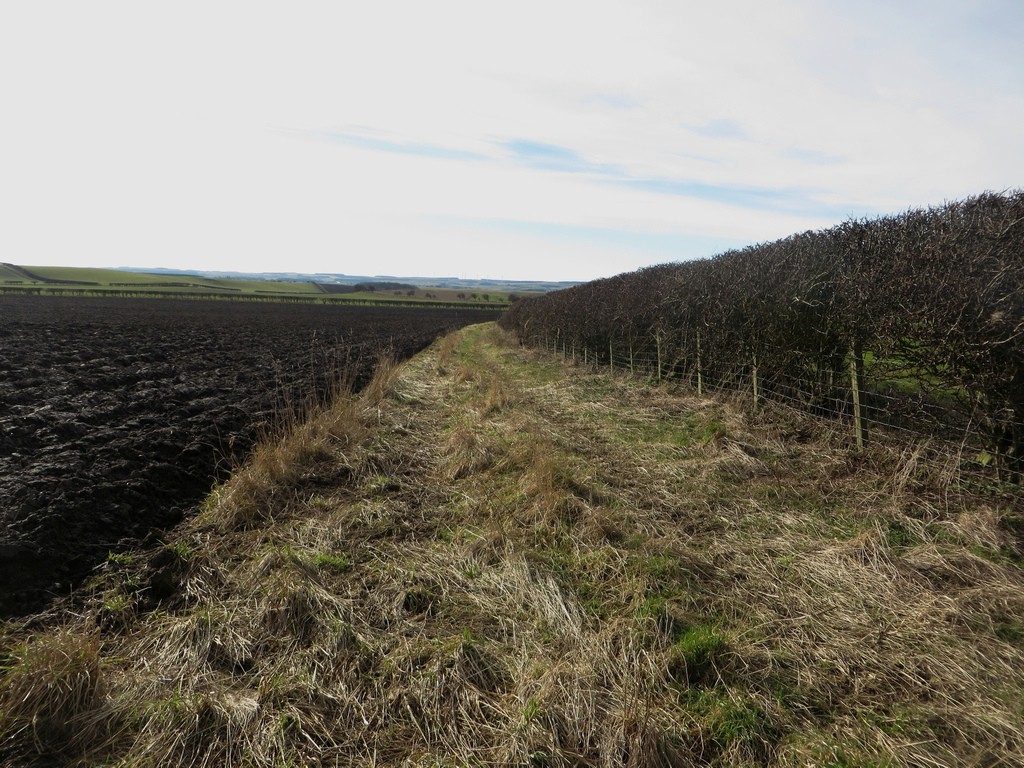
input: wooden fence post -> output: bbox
[629,342,635,375]
[609,338,614,373]
[752,353,760,409]
[655,330,663,383]
[696,332,703,396]
[849,343,868,450]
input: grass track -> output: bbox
[2,323,1023,766]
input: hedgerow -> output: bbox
[500,190,1024,480]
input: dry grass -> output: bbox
[197,358,399,533]
[2,323,1023,767]
[0,628,111,758]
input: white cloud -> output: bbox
[1,1,1020,281]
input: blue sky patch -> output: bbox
[324,131,485,162]
[502,140,594,172]
[691,119,750,141]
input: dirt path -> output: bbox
[3,323,1023,767]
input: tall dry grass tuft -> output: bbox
[442,422,496,480]
[481,372,509,416]
[0,628,112,759]
[199,359,399,533]
[433,330,460,373]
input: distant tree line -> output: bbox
[500,190,1024,480]
[317,281,417,294]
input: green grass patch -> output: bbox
[884,519,920,550]
[970,543,1024,568]
[684,687,780,759]
[311,552,352,573]
[669,623,729,685]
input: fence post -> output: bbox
[752,353,760,409]
[655,330,663,383]
[584,346,588,365]
[629,342,635,375]
[609,338,614,373]
[849,343,868,450]
[696,332,703,396]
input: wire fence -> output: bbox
[525,330,1024,494]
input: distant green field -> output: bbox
[0,263,509,309]
[21,266,321,295]
[29,266,197,285]
[0,264,29,282]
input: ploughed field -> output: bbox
[0,296,489,617]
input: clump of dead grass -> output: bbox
[441,422,497,481]
[0,627,113,760]
[197,360,399,532]
[481,372,509,416]
[433,329,460,372]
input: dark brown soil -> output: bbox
[0,295,492,617]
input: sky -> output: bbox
[1,1,1022,282]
